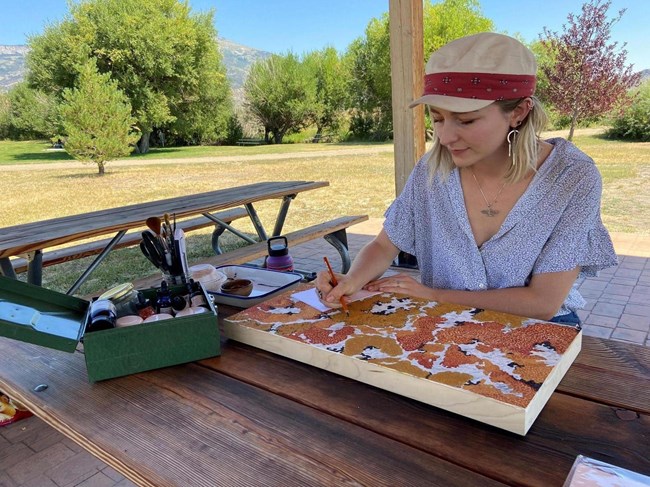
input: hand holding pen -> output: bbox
[323,257,349,317]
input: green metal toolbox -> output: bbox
[0,276,220,382]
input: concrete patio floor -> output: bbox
[2,219,649,486]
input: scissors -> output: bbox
[140,230,168,271]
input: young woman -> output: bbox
[316,32,617,324]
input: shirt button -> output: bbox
[478,283,485,289]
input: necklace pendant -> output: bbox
[481,208,499,217]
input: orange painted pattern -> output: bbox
[227,290,580,408]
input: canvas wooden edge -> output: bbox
[223,320,539,435]
[522,330,582,433]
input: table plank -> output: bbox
[201,338,650,487]
[558,336,650,413]
[0,338,506,487]
[0,181,328,258]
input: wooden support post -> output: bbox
[389,0,425,196]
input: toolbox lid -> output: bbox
[0,276,87,353]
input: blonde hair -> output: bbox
[426,96,548,184]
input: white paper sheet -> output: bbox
[292,287,381,312]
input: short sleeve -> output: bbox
[533,165,618,278]
[383,160,427,255]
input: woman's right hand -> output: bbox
[314,270,357,308]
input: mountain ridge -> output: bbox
[0,39,270,103]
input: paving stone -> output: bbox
[579,279,608,290]
[20,474,59,487]
[0,470,19,487]
[618,314,650,331]
[582,324,613,339]
[604,283,635,296]
[113,478,139,487]
[0,416,41,444]
[6,443,76,485]
[598,295,629,305]
[623,303,650,317]
[49,450,105,486]
[583,314,619,328]
[609,278,639,287]
[590,302,626,318]
[72,471,119,487]
[611,328,648,343]
[0,442,33,470]
[579,288,602,299]
[101,466,125,482]
[614,268,643,279]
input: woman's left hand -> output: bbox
[364,273,436,301]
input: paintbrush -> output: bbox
[145,216,162,237]
[323,256,349,317]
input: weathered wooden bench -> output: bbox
[311,133,333,143]
[236,138,265,146]
[132,215,369,290]
[11,207,249,274]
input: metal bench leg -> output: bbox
[324,229,352,274]
[245,203,268,242]
[0,257,18,280]
[66,230,127,295]
[203,213,257,255]
[272,194,296,237]
[27,250,43,286]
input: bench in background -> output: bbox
[133,215,369,290]
[11,207,250,274]
[236,138,265,146]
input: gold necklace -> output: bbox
[469,168,507,217]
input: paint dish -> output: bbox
[116,315,143,327]
[143,313,174,323]
[220,279,254,296]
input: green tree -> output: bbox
[539,0,640,140]
[303,47,350,137]
[423,0,494,57]
[346,0,493,140]
[244,53,315,144]
[59,61,139,175]
[26,0,232,153]
[607,79,650,141]
[5,83,58,140]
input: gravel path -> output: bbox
[0,145,394,172]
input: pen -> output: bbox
[323,256,349,317]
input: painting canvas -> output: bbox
[223,286,582,435]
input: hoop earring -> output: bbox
[507,129,519,166]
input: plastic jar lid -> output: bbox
[99,283,135,301]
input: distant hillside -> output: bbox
[0,39,270,104]
[0,45,28,90]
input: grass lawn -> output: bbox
[0,139,392,165]
[0,130,648,295]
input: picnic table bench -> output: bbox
[9,207,250,274]
[0,181,329,294]
[236,138,265,146]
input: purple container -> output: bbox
[266,236,294,272]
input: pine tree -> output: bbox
[59,62,139,175]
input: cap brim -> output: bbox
[409,94,494,113]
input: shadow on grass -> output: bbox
[11,152,74,162]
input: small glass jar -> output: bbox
[87,299,117,333]
[99,283,140,318]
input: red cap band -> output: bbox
[423,72,536,101]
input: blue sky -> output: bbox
[1,0,648,69]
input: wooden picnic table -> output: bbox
[0,181,328,293]
[0,306,647,486]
